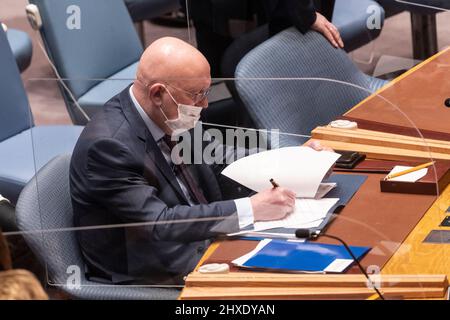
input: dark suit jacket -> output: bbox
[70,87,249,285]
[262,0,317,35]
[185,0,318,36]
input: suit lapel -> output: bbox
[144,133,189,204]
[119,87,189,204]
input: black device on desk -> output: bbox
[335,151,366,169]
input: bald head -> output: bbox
[135,37,210,90]
[132,37,211,135]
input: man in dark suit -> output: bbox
[70,37,321,285]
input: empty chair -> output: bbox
[0,26,83,205]
[29,0,144,124]
[235,28,388,147]
[30,0,239,128]
[5,27,33,73]
[16,154,179,299]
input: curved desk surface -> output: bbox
[179,48,450,300]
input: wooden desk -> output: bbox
[179,48,450,300]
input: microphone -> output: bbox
[445,98,450,108]
[295,229,319,239]
[295,228,385,300]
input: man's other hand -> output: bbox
[311,12,344,49]
[250,187,296,222]
[304,139,334,152]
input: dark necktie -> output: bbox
[163,135,208,204]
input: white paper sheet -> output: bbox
[253,198,339,231]
[315,183,337,199]
[221,147,340,198]
[232,239,272,266]
[387,166,428,182]
[323,259,353,273]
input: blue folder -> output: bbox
[240,239,370,273]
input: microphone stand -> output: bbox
[297,229,385,300]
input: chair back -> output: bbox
[0,26,33,142]
[235,28,387,146]
[30,0,143,99]
[16,153,181,299]
[16,154,85,285]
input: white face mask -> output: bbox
[160,86,203,134]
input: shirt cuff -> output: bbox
[234,197,254,229]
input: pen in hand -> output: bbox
[270,178,279,188]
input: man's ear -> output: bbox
[148,83,164,106]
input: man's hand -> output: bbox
[250,187,296,222]
[311,12,344,49]
[305,140,335,179]
[305,139,334,152]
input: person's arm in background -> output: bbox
[286,0,344,48]
[296,0,344,48]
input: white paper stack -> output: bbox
[222,146,340,198]
[223,147,341,237]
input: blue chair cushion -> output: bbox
[77,62,138,116]
[0,126,83,203]
[6,29,33,73]
[30,0,143,98]
[333,0,385,52]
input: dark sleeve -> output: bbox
[289,0,317,33]
[85,138,240,242]
[264,0,317,35]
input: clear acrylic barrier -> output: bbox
[0,0,448,300]
[1,74,445,300]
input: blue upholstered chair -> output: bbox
[5,28,33,73]
[29,0,144,124]
[235,28,388,147]
[16,154,180,300]
[0,26,83,205]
